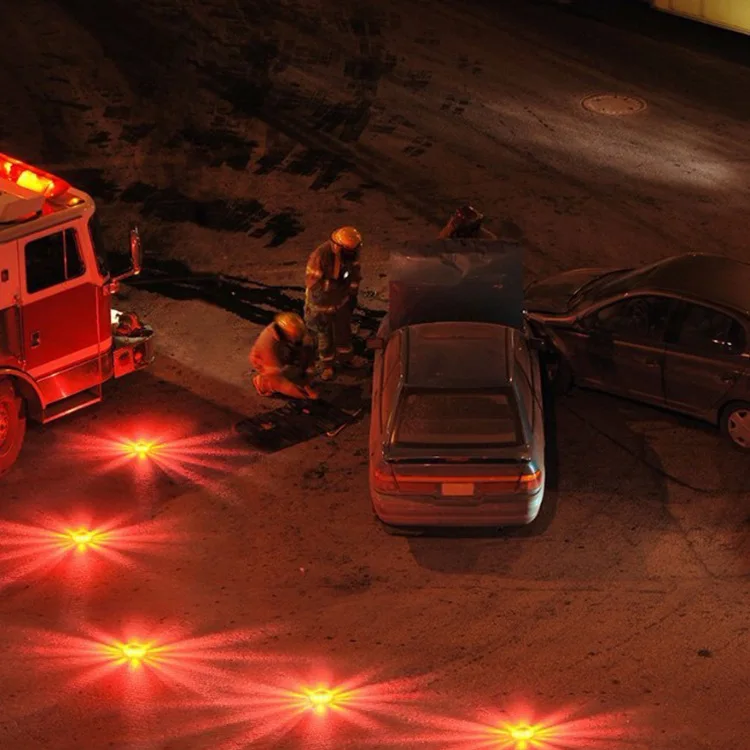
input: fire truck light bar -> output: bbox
[0,153,71,199]
[0,180,44,223]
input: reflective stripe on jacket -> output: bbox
[304,241,361,312]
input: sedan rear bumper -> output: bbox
[371,486,544,528]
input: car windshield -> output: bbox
[572,263,663,308]
[393,390,522,447]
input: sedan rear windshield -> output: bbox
[393,390,522,447]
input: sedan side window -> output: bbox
[675,304,746,355]
[585,296,672,342]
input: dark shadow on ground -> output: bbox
[124,257,385,346]
[564,387,750,498]
[406,385,672,575]
[235,384,368,452]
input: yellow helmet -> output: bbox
[274,312,305,341]
[330,226,362,251]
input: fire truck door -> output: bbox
[19,226,100,379]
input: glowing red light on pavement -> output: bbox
[65,421,247,490]
[403,702,638,750]
[172,670,430,746]
[0,515,182,588]
[24,625,272,699]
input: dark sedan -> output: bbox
[525,253,750,450]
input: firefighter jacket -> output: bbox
[305,241,361,314]
[250,323,314,375]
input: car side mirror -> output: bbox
[129,226,143,275]
[366,337,384,351]
[110,226,144,287]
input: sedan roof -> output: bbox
[403,321,516,389]
[637,253,750,316]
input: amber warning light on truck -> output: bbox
[0,153,71,199]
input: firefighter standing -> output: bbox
[439,205,497,240]
[304,226,367,381]
[249,312,319,400]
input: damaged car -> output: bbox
[525,252,750,450]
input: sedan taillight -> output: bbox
[478,469,542,494]
[372,462,398,492]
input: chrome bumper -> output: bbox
[371,486,545,528]
[113,327,155,378]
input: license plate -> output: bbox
[442,482,474,497]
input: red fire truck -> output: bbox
[0,153,154,476]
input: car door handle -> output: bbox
[30,331,41,348]
[721,371,740,384]
[644,357,660,367]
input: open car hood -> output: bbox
[388,239,524,333]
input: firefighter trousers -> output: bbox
[305,304,353,364]
[253,367,316,400]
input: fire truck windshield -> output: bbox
[88,214,111,279]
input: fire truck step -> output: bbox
[42,387,103,424]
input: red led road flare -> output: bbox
[305,686,337,715]
[123,440,158,460]
[111,640,154,669]
[64,527,99,552]
[506,722,538,748]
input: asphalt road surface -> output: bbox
[1,1,750,748]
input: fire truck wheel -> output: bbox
[0,378,26,476]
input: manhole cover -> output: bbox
[581,94,647,116]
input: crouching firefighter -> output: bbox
[304,226,368,381]
[249,312,319,400]
[439,204,497,240]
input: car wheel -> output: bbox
[720,401,750,451]
[0,379,27,477]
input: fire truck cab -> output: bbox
[0,153,154,476]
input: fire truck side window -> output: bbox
[25,229,85,294]
[88,214,110,278]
